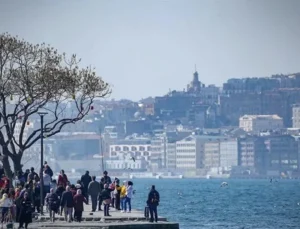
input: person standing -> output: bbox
[73,189,87,222]
[113,179,121,210]
[124,181,133,213]
[100,171,112,185]
[147,185,160,223]
[101,184,111,217]
[120,181,127,212]
[80,171,92,204]
[88,176,100,212]
[60,186,74,222]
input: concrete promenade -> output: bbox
[29,203,179,229]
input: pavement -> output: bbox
[36,203,167,222]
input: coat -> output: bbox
[46,193,59,212]
[73,194,87,212]
[88,181,101,196]
[18,197,32,224]
[81,174,92,189]
[57,174,68,188]
[60,191,74,208]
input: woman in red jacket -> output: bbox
[57,170,68,189]
[73,189,87,222]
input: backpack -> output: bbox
[152,192,159,204]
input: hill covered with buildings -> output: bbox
[20,70,300,179]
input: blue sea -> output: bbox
[130,179,300,229]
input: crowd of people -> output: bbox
[0,162,160,228]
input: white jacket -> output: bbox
[126,185,133,198]
[0,198,13,208]
[43,173,51,186]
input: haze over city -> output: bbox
[1,0,300,100]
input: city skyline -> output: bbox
[1,0,300,100]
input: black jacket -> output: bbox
[147,189,160,206]
[60,191,74,208]
[81,174,92,189]
[101,188,111,200]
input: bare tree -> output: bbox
[0,33,110,178]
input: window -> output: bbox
[139,146,145,151]
[115,146,121,151]
[123,146,129,151]
[144,152,149,156]
[111,152,117,156]
[147,146,151,151]
[131,146,137,151]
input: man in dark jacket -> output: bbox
[100,171,112,186]
[81,171,92,204]
[88,176,101,212]
[60,186,74,222]
[147,185,160,223]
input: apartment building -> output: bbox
[239,115,283,132]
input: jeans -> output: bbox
[64,207,73,222]
[120,197,125,210]
[124,197,131,212]
[149,204,158,222]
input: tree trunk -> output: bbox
[12,154,22,174]
[2,155,13,181]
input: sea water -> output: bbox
[131,179,300,229]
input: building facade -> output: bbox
[239,115,283,132]
[292,104,300,128]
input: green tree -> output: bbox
[0,33,110,178]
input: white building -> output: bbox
[219,139,238,171]
[105,157,147,170]
[166,142,176,169]
[109,139,151,170]
[239,115,283,132]
[292,104,300,128]
[14,121,34,145]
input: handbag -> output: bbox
[103,199,111,205]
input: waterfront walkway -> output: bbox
[29,204,178,229]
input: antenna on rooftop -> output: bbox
[195,64,197,72]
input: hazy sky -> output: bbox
[0,0,300,100]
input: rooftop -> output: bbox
[240,115,282,120]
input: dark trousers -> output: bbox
[83,188,89,204]
[91,195,98,211]
[74,210,83,222]
[1,207,9,223]
[98,196,103,210]
[104,204,110,216]
[149,204,158,222]
[115,194,121,210]
[19,222,29,229]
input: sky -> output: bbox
[0,0,300,100]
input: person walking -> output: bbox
[147,185,160,223]
[80,171,92,204]
[88,176,100,212]
[45,188,59,222]
[60,186,74,222]
[73,189,87,222]
[18,192,33,229]
[57,170,68,189]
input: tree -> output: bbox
[0,33,110,179]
